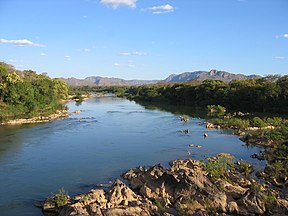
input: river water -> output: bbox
[0,96,262,215]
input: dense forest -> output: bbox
[98,77,288,114]
[0,62,69,121]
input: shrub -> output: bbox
[203,154,234,181]
[251,117,267,128]
[235,160,254,178]
[212,117,250,130]
[52,188,69,207]
[250,182,277,206]
[207,105,226,113]
[266,117,283,127]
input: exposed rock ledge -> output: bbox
[38,157,288,216]
[1,110,70,125]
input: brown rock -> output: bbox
[40,158,288,216]
[227,201,239,214]
[209,192,227,212]
[121,166,145,181]
[239,191,266,215]
[74,188,107,208]
[215,179,247,199]
[107,179,140,208]
[103,206,150,216]
[43,198,58,213]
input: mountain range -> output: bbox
[163,70,260,83]
[60,76,158,87]
[61,70,261,86]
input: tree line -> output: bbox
[101,77,288,114]
[0,62,69,121]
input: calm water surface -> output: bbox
[0,97,262,215]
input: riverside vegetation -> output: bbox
[0,62,69,123]
[101,76,288,114]
[38,77,288,215]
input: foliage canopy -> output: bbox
[0,62,69,121]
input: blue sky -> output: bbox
[0,0,287,79]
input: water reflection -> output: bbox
[0,125,27,161]
[135,100,208,118]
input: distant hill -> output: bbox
[60,76,159,87]
[163,70,261,83]
[61,70,261,86]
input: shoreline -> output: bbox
[0,94,97,126]
[0,109,70,126]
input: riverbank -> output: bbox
[205,115,288,190]
[38,154,288,216]
[0,94,93,125]
[0,109,70,125]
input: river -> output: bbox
[0,96,262,215]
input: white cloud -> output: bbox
[40,53,47,56]
[84,48,90,52]
[0,38,45,47]
[148,4,174,14]
[100,0,137,9]
[114,63,121,66]
[276,34,288,39]
[274,56,285,60]
[120,51,147,56]
[133,51,147,56]
[64,55,71,61]
[83,15,88,18]
[121,52,131,56]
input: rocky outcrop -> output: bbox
[121,159,288,215]
[39,179,157,216]
[163,70,261,83]
[39,158,288,216]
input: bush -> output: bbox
[235,160,254,178]
[203,154,234,181]
[0,63,69,121]
[52,188,69,207]
[251,117,267,128]
[266,117,283,127]
[212,117,250,130]
[207,105,226,113]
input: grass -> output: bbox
[202,154,234,181]
[250,182,277,206]
[153,199,167,213]
[235,160,254,178]
[52,188,69,207]
[212,117,250,130]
